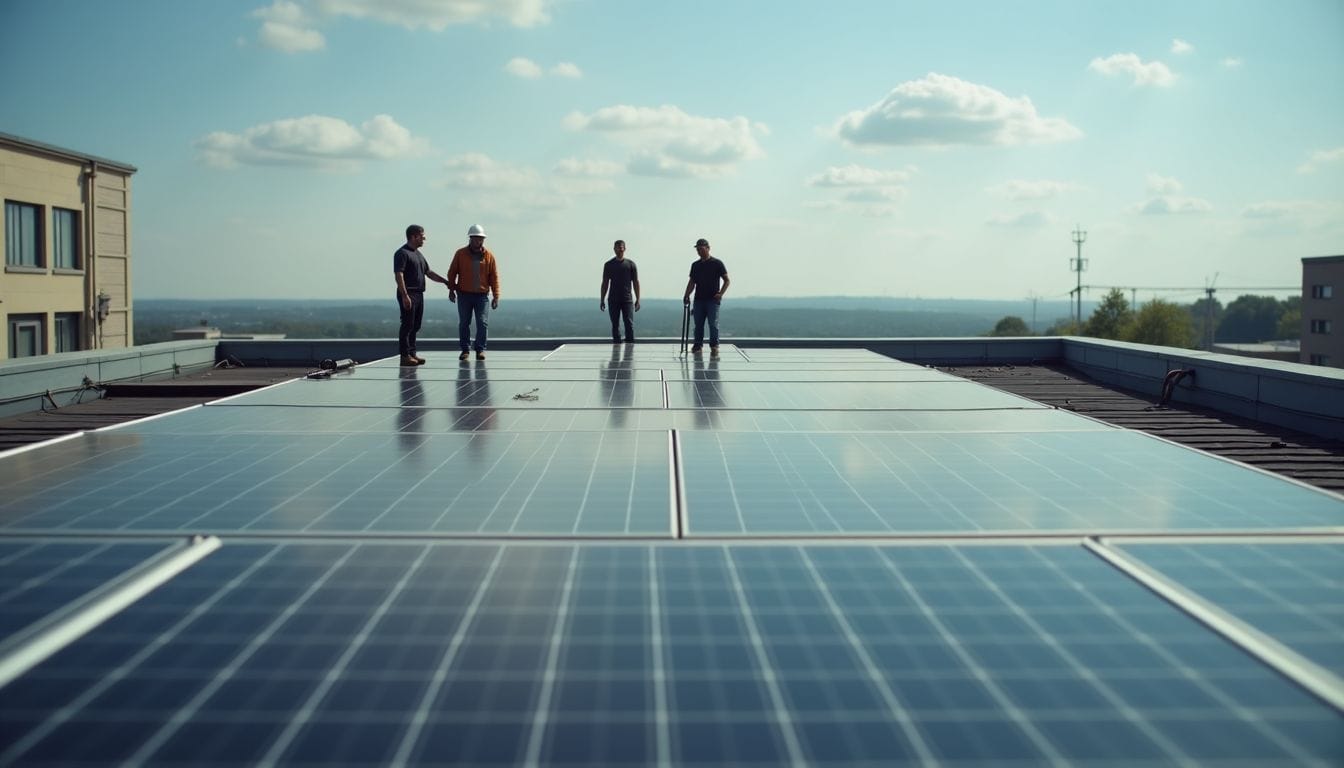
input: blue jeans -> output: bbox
[457,292,490,351]
[691,299,720,346]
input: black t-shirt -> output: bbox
[393,245,429,292]
[689,257,727,300]
[603,257,639,303]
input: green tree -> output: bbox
[1082,288,1133,340]
[1043,318,1081,335]
[1187,295,1222,349]
[1127,299,1194,348]
[1217,295,1283,342]
[1275,296,1301,339]
[989,316,1032,336]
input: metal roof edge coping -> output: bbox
[0,131,138,173]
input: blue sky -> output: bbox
[3,0,1341,302]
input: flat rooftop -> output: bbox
[1,343,1341,765]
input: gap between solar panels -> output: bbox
[1085,535,1344,714]
[0,534,221,689]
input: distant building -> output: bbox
[1,132,136,358]
[1212,340,1300,363]
[171,326,223,341]
[171,327,287,341]
[1301,255,1343,368]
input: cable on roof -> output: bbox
[1157,368,1195,408]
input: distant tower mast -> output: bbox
[1070,225,1088,327]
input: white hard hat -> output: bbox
[467,224,487,238]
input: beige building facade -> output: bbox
[1,132,136,358]
[1300,255,1343,368]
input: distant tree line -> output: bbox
[988,290,1301,349]
[133,299,1027,344]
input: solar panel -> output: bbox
[679,431,1344,535]
[231,378,669,409]
[122,403,1107,436]
[0,432,672,535]
[1,542,1339,766]
[666,380,1046,410]
[1113,541,1344,677]
[0,540,171,640]
[3,342,1342,765]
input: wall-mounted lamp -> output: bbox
[97,291,111,323]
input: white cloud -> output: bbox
[505,57,581,79]
[986,211,1050,228]
[439,152,615,217]
[504,57,543,78]
[552,157,620,194]
[313,0,551,29]
[442,153,540,190]
[1134,173,1210,214]
[1170,38,1193,55]
[196,114,427,169]
[1222,57,1243,68]
[843,187,908,203]
[1237,199,1344,236]
[832,73,1081,147]
[565,105,767,179]
[1088,53,1177,87]
[1134,196,1213,215]
[805,164,911,214]
[1297,147,1344,174]
[553,158,622,177]
[251,1,325,52]
[1145,173,1183,194]
[1241,200,1332,220]
[806,164,912,188]
[987,179,1075,201]
[550,62,582,78]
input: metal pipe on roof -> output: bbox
[84,162,98,348]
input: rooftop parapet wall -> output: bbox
[0,341,216,419]
[1063,336,1344,440]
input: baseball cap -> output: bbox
[693,238,709,248]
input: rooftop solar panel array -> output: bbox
[1,344,1341,765]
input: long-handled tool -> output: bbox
[679,301,690,356]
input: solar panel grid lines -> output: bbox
[1,540,1343,765]
[253,543,438,768]
[945,545,1248,763]
[3,344,1344,765]
[386,545,505,767]
[0,542,289,765]
[116,543,367,765]
[1091,539,1344,711]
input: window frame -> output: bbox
[1309,319,1333,334]
[4,200,45,269]
[8,313,46,358]
[53,207,81,271]
[1311,284,1333,299]
[54,312,82,353]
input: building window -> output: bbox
[1309,354,1331,366]
[55,312,81,353]
[1311,284,1333,299]
[1309,319,1333,334]
[53,208,81,270]
[8,314,45,358]
[5,201,44,268]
